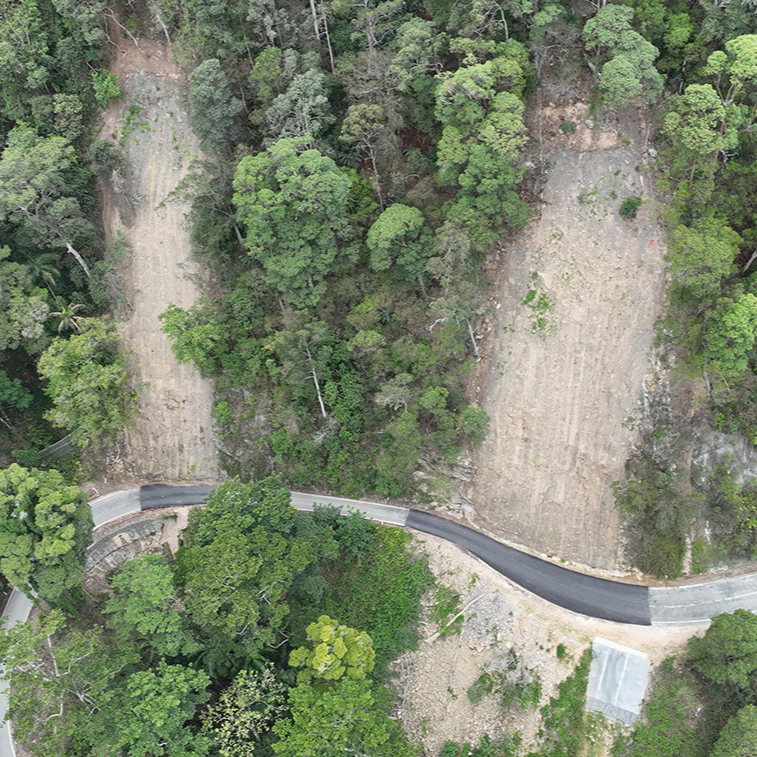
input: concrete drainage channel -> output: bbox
[3,484,757,753]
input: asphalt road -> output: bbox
[4,482,757,756]
[405,510,651,625]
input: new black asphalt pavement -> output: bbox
[405,510,651,625]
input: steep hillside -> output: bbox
[468,101,666,569]
[99,32,218,481]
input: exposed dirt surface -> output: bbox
[395,533,701,755]
[99,30,218,482]
[465,99,668,570]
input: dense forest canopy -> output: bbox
[2,0,757,754]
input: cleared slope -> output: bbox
[468,103,666,569]
[100,37,218,481]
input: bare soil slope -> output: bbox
[100,35,218,481]
[467,102,667,569]
[395,533,698,755]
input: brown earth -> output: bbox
[98,27,218,482]
[395,533,701,755]
[465,99,667,570]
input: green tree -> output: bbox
[265,69,334,141]
[47,299,86,334]
[265,314,334,419]
[664,85,734,161]
[272,679,418,756]
[0,126,93,277]
[160,300,229,377]
[704,294,757,380]
[0,611,139,757]
[583,5,663,106]
[202,664,287,755]
[184,476,297,547]
[711,705,757,757]
[0,464,92,603]
[689,609,757,690]
[705,35,757,108]
[100,660,211,756]
[435,48,530,247]
[339,103,388,208]
[665,217,741,309]
[0,246,50,354]
[289,615,376,682]
[189,59,243,152]
[37,317,136,448]
[91,70,122,108]
[0,370,33,414]
[0,0,51,120]
[233,137,353,308]
[175,528,313,654]
[366,204,432,284]
[105,553,200,658]
[459,403,490,447]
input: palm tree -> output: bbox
[24,252,60,295]
[48,300,86,334]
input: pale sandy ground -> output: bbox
[396,533,702,756]
[98,30,218,481]
[467,101,667,569]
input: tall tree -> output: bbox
[704,294,757,380]
[366,204,432,285]
[233,137,354,308]
[0,464,92,603]
[265,68,334,142]
[289,615,376,682]
[339,103,388,208]
[0,246,50,354]
[184,476,297,547]
[105,553,200,659]
[0,127,94,277]
[689,609,757,690]
[201,664,287,755]
[0,611,139,756]
[189,59,243,152]
[37,317,136,448]
[583,5,664,106]
[176,480,314,656]
[96,660,211,756]
[272,678,418,756]
[711,705,757,757]
[665,216,741,309]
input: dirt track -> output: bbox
[467,102,667,569]
[99,34,218,481]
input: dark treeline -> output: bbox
[0,0,134,465]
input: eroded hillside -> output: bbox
[100,35,218,481]
[468,102,667,569]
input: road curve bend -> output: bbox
[5,482,757,757]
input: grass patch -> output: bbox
[523,273,553,336]
[619,196,642,219]
[440,734,522,756]
[431,585,463,637]
[468,651,542,710]
[530,648,591,756]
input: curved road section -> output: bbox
[3,483,757,757]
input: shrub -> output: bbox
[559,119,577,134]
[620,196,642,219]
[89,140,124,176]
[92,71,122,108]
